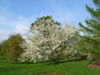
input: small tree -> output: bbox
[19,16,78,64]
[6,33,25,64]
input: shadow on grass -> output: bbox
[18,61,33,64]
[0,58,6,60]
[66,58,86,62]
[45,58,86,65]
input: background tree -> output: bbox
[6,33,25,64]
[0,43,2,54]
[0,40,8,55]
[19,16,78,64]
[77,0,100,61]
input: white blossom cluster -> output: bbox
[19,18,79,63]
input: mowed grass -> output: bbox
[0,56,100,75]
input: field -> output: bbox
[0,56,100,75]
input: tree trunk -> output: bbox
[15,58,18,64]
[56,55,59,64]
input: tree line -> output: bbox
[0,0,100,64]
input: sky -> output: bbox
[0,0,96,43]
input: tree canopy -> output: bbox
[1,33,25,64]
[19,16,78,64]
[77,0,100,60]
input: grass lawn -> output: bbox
[0,56,100,75]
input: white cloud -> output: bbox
[0,15,35,42]
[0,30,11,35]
[14,16,35,34]
[15,24,29,34]
[0,30,11,43]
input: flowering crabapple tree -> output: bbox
[19,16,79,64]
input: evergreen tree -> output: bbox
[77,0,100,60]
